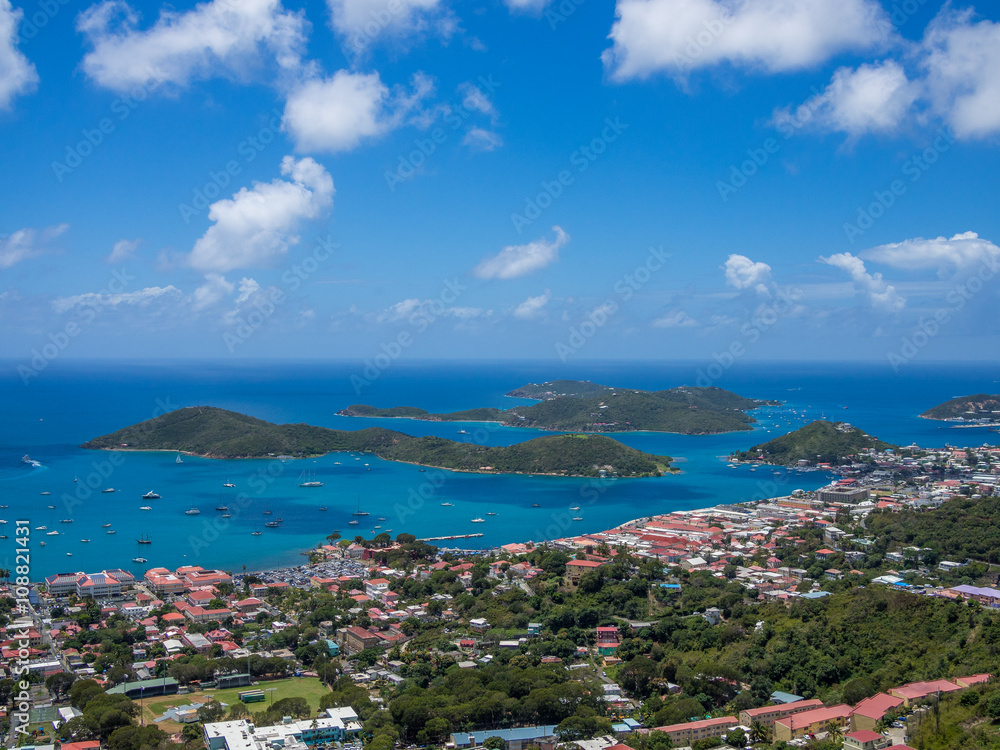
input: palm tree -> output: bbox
[748,720,768,744]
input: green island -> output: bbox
[921,393,1000,420]
[339,381,777,435]
[81,406,671,477]
[733,419,897,466]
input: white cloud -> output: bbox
[603,0,889,82]
[723,254,772,296]
[819,252,904,311]
[503,0,551,12]
[473,226,568,280]
[190,273,234,311]
[773,60,918,137]
[862,231,1000,275]
[283,71,433,153]
[53,285,182,313]
[368,298,485,324]
[107,238,140,263]
[188,156,334,273]
[0,0,38,109]
[921,7,1000,140]
[77,0,308,92]
[652,309,697,328]
[462,127,502,152]
[0,224,68,269]
[512,290,551,319]
[459,81,495,118]
[326,0,453,51]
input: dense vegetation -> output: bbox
[866,495,1000,564]
[339,384,773,435]
[338,405,505,422]
[506,380,615,399]
[733,420,896,466]
[83,407,670,477]
[921,393,1000,420]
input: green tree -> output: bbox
[484,737,507,750]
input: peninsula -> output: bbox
[82,406,671,478]
[732,419,897,466]
[921,393,1000,421]
[338,381,777,435]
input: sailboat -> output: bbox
[223,478,235,488]
[176,454,183,464]
[299,470,323,487]
[136,533,152,544]
[352,495,369,516]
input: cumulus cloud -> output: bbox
[326,0,454,51]
[862,231,1000,275]
[921,7,1000,140]
[459,81,496,118]
[106,238,140,264]
[652,309,697,328]
[283,71,433,153]
[820,252,904,311]
[723,254,772,296]
[0,0,38,109]
[512,290,551,319]
[190,273,234,311]
[473,227,568,280]
[187,156,334,273]
[602,0,889,82]
[0,224,68,269]
[462,127,502,152]
[52,285,182,313]
[368,298,485,324]
[773,60,918,137]
[77,0,308,92]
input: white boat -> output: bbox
[142,491,160,499]
[106,530,116,534]
[569,506,580,511]
[486,512,498,516]
[80,539,90,543]
[572,517,583,521]
[470,517,485,523]
[39,541,45,546]
[102,523,111,528]
[60,519,73,523]
[35,525,46,530]
[441,502,453,507]
[185,507,201,515]
[102,488,116,493]
[223,480,235,487]
[133,557,147,563]
[47,530,59,535]
[251,530,262,536]
[139,506,152,511]
[40,491,50,496]
[176,454,183,464]
[348,519,359,525]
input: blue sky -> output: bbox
[2,0,1000,367]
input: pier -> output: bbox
[419,533,485,541]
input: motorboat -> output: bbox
[185,507,201,515]
[142,491,160,499]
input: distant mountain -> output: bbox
[83,406,671,478]
[733,420,896,466]
[340,382,777,436]
[921,394,1000,421]
[506,380,615,400]
[338,405,505,422]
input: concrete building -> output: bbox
[774,704,853,741]
[739,698,825,729]
[654,716,739,746]
[843,730,891,750]
[451,725,558,750]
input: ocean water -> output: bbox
[1,359,997,580]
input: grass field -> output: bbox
[139,676,331,734]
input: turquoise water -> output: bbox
[1,359,996,579]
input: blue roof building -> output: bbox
[451,725,558,750]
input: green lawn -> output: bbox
[140,676,331,733]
